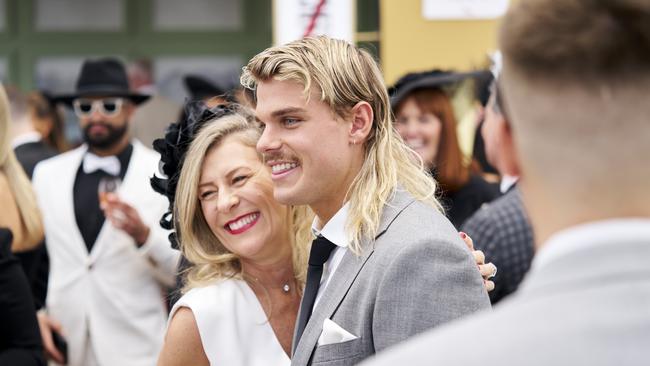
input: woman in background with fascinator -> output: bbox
[154,102,496,366]
[390,70,500,228]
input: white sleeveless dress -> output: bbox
[169,279,291,366]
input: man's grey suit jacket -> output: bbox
[291,189,491,365]
[362,229,650,366]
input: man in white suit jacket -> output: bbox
[33,58,179,366]
[363,1,650,365]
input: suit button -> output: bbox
[87,263,93,270]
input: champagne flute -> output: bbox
[98,176,121,207]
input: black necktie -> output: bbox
[295,235,338,345]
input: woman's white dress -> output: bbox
[169,279,291,366]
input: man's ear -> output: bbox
[501,121,522,176]
[348,101,373,145]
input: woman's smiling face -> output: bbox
[198,134,291,264]
[395,96,442,169]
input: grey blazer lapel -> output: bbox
[292,243,374,362]
[291,189,416,363]
[373,188,416,242]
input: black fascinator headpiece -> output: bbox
[151,100,236,249]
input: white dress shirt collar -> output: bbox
[500,175,519,194]
[311,202,350,249]
[533,218,650,270]
[311,202,350,309]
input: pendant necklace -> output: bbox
[245,274,293,294]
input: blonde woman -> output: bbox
[0,83,45,365]
[157,106,309,366]
[157,103,494,366]
[0,85,43,253]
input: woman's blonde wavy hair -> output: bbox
[174,107,311,292]
[241,36,442,254]
[0,85,44,251]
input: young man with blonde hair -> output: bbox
[242,36,490,365]
[363,0,650,365]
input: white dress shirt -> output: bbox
[500,175,519,194]
[311,203,350,309]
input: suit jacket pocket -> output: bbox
[310,337,366,365]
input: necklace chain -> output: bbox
[245,274,293,294]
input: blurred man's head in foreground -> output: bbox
[499,0,650,243]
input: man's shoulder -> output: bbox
[375,194,462,257]
[14,140,50,154]
[128,141,162,171]
[33,147,83,177]
[16,142,57,161]
[395,197,457,239]
[388,191,448,228]
[362,294,546,366]
[462,189,527,232]
[365,282,650,366]
[132,140,160,160]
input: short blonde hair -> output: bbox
[241,36,441,254]
[174,107,311,291]
[0,85,43,251]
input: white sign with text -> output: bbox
[422,0,509,20]
[274,0,354,45]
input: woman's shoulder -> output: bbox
[166,278,258,364]
[182,277,247,298]
[161,307,210,366]
[172,278,248,316]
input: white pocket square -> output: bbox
[317,318,358,346]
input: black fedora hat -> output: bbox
[388,69,487,109]
[57,58,150,106]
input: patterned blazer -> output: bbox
[461,186,535,303]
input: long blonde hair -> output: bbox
[174,108,311,292]
[0,85,43,250]
[241,36,441,254]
